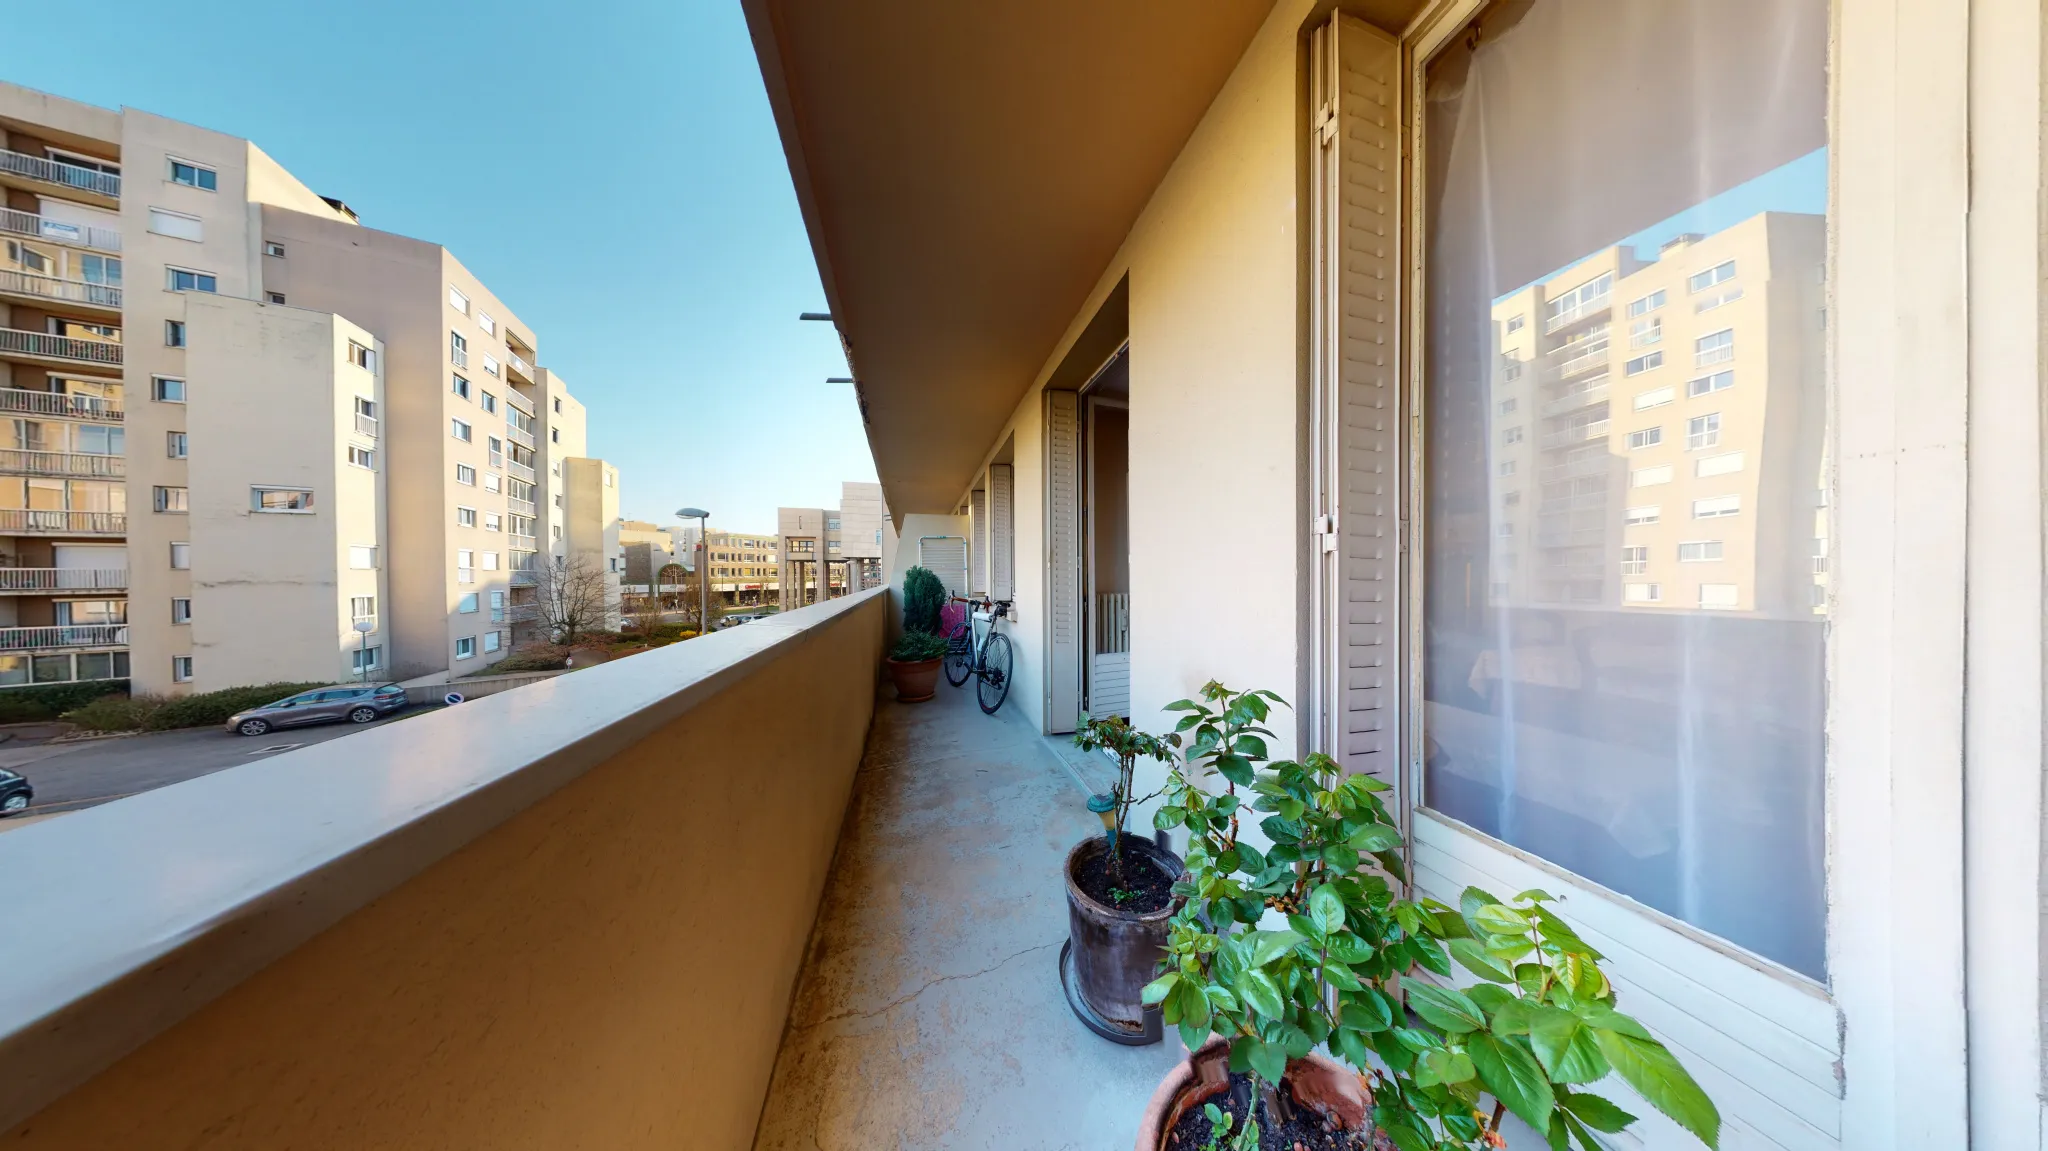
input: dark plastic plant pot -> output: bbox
[1135,1037,1390,1151]
[1061,834,1181,1045]
[886,657,942,701]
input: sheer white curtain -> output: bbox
[1421,0,1829,979]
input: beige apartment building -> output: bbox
[776,481,886,611]
[0,81,616,691]
[703,530,778,605]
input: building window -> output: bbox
[167,432,188,458]
[1688,370,1733,397]
[1686,413,1722,450]
[490,590,505,622]
[153,485,188,513]
[1500,425,1522,445]
[451,418,472,442]
[1678,540,1725,562]
[1497,460,1516,477]
[349,545,379,569]
[455,464,476,486]
[164,320,185,347]
[449,286,469,314]
[1632,386,1673,411]
[477,310,496,335]
[1501,363,1522,382]
[1624,351,1663,376]
[450,331,468,368]
[484,512,501,532]
[349,341,376,371]
[264,242,285,258]
[166,267,217,293]
[1692,495,1742,519]
[1626,427,1662,450]
[1630,465,1673,488]
[482,551,500,570]
[456,506,477,528]
[169,542,191,569]
[1629,317,1662,347]
[1687,260,1737,294]
[1696,451,1745,477]
[457,549,474,583]
[152,376,186,403]
[551,427,560,443]
[171,598,192,624]
[352,596,376,626]
[554,494,563,508]
[452,374,470,401]
[1694,328,1735,366]
[1698,584,1740,610]
[458,592,480,614]
[266,292,286,305]
[348,445,374,470]
[148,208,204,242]
[251,486,315,513]
[1505,314,1525,333]
[480,391,497,414]
[487,437,503,467]
[455,636,477,660]
[355,395,378,432]
[1497,398,1518,415]
[482,472,501,493]
[1622,583,1662,604]
[1620,546,1648,575]
[167,158,218,190]
[1626,289,1666,317]
[172,655,194,683]
[482,354,500,377]
[352,646,383,674]
[484,631,502,653]
[553,397,561,413]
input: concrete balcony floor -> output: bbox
[755,681,1178,1150]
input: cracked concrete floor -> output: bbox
[752,682,1182,1150]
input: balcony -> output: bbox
[0,327,122,368]
[0,389,122,422]
[0,568,126,594]
[0,591,1171,1148]
[505,421,536,450]
[0,450,124,478]
[507,495,537,517]
[354,412,378,437]
[0,207,121,253]
[508,459,537,482]
[1543,334,1610,381]
[0,623,127,651]
[509,532,538,551]
[0,509,126,535]
[0,269,121,311]
[1540,453,1613,483]
[1540,379,1609,419]
[1540,419,1609,451]
[1543,290,1611,334]
[506,350,533,380]
[0,149,121,203]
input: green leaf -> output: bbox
[1450,938,1517,982]
[1468,1031,1556,1133]
[1309,885,1347,934]
[1141,973,1178,1006]
[1176,981,1213,1031]
[1322,962,1362,991]
[1249,929,1304,967]
[1236,968,1285,1020]
[1383,1123,1431,1151]
[1461,886,1506,930]
[1348,822,1404,852]
[1233,734,1269,759]
[1163,698,1203,712]
[1474,904,1533,935]
[1213,753,1254,786]
[1243,1037,1287,1085]
[1333,1025,1373,1070]
[1528,1005,1611,1084]
[1326,932,1373,964]
[1559,1089,1638,1133]
[1590,1027,1720,1147]
[1321,842,1361,872]
[1545,1112,1573,1151]
[1414,1046,1477,1088]
[1179,1019,1209,1053]
[1489,996,1538,1036]
[1153,806,1186,829]
[1342,994,1393,1032]
[1406,983,1487,1033]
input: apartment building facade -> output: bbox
[776,481,886,612]
[0,81,614,691]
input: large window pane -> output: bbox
[1421,0,1828,978]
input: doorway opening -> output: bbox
[1081,349,1130,719]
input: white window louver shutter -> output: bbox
[971,485,989,594]
[918,536,968,598]
[1310,13,1401,787]
[989,464,1014,601]
[1045,393,1082,733]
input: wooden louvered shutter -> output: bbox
[1309,13,1401,787]
[1045,392,1082,733]
[989,464,1014,601]
[970,485,989,594]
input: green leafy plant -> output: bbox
[1200,1100,1252,1151]
[889,630,950,663]
[1072,713,1177,885]
[1144,681,1720,1151]
[901,566,946,635]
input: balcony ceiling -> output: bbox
[743,0,1281,515]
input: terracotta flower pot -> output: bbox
[1061,835,1181,1044]
[1135,1037,1387,1151]
[886,657,943,701]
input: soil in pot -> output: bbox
[1072,837,1176,914]
[1164,1072,1387,1151]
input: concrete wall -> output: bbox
[2,590,887,1150]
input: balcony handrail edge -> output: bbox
[0,586,886,1134]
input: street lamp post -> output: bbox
[676,507,710,635]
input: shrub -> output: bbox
[146,682,331,731]
[0,679,128,724]
[902,566,946,635]
[471,645,571,675]
[63,692,166,733]
[889,630,950,662]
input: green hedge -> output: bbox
[62,681,332,733]
[0,679,128,724]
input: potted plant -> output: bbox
[884,567,951,701]
[1136,682,1721,1151]
[1062,714,1182,1044]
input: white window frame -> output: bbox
[153,485,188,513]
[1677,540,1725,563]
[263,242,286,258]
[455,464,476,486]
[152,376,186,403]
[348,545,379,570]
[1624,351,1664,376]
[169,542,191,569]
[455,636,476,661]
[449,285,470,314]
[456,506,477,528]
[451,418,472,442]
[1692,495,1742,519]
[250,486,315,514]
[171,598,192,625]
[166,431,188,459]
[1626,426,1662,450]
[146,207,203,242]
[165,156,217,190]
[164,266,217,293]
[1695,328,1736,367]
[171,655,194,683]
[347,446,375,470]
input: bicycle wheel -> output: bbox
[977,632,1013,714]
[943,620,974,687]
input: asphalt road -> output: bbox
[0,710,422,816]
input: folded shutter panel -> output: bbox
[989,464,1014,601]
[1046,392,1082,733]
[970,485,989,594]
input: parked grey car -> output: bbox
[226,683,408,736]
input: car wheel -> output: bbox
[1,794,27,816]
[237,718,271,737]
[347,706,378,724]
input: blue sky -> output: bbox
[7,0,874,534]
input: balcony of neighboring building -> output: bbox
[0,566,125,595]
[504,331,536,383]
[0,384,122,422]
[0,448,122,479]
[0,509,126,536]
[0,206,120,254]
[0,149,121,208]
[0,591,1174,1149]
[0,325,121,370]
[0,268,120,313]
[0,622,126,653]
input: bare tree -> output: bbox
[657,562,688,611]
[530,555,612,645]
[678,563,721,633]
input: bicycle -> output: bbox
[944,595,1014,714]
